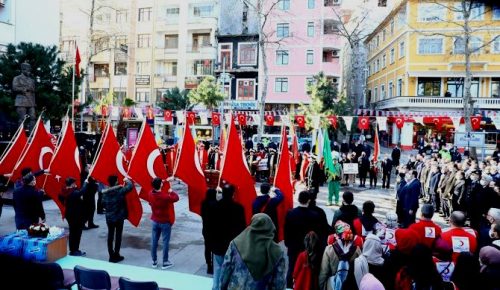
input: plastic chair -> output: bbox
[74,265,118,290]
[118,277,159,290]
[32,261,76,289]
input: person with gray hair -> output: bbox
[479,208,500,249]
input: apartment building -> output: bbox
[365,0,500,148]
[0,0,59,52]
[262,0,343,111]
[60,0,218,106]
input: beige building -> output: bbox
[60,0,218,106]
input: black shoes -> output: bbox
[88,224,99,229]
[69,250,86,256]
[109,254,125,263]
[207,264,213,275]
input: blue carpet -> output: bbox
[57,256,213,290]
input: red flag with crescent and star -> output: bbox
[327,115,338,128]
[471,116,482,130]
[0,123,27,176]
[358,116,370,130]
[164,110,173,122]
[89,123,143,227]
[394,117,405,129]
[127,120,169,201]
[295,115,306,128]
[265,115,275,126]
[11,117,54,184]
[44,119,81,218]
[237,113,247,126]
[274,127,294,241]
[186,111,196,125]
[75,46,81,78]
[211,112,221,126]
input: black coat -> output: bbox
[211,199,246,256]
[428,172,441,196]
[381,159,393,173]
[63,183,88,224]
[252,190,284,233]
[391,148,401,164]
[284,206,321,256]
[13,185,45,230]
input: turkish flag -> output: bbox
[44,120,81,217]
[128,121,169,201]
[432,117,443,130]
[174,121,207,216]
[274,127,294,241]
[0,124,27,176]
[295,115,306,128]
[211,112,221,126]
[358,116,370,130]
[101,105,109,117]
[373,125,380,161]
[89,123,143,227]
[220,117,257,224]
[219,127,226,152]
[186,111,196,125]
[265,114,275,126]
[164,110,173,122]
[11,118,54,185]
[237,113,247,126]
[291,134,299,173]
[471,116,482,130]
[123,107,131,119]
[146,107,154,120]
[394,117,405,129]
[75,46,81,78]
[327,115,338,128]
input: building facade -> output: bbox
[365,0,500,149]
[60,0,219,106]
[262,0,343,111]
[0,0,59,52]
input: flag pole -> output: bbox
[72,60,75,124]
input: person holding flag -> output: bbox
[323,129,343,206]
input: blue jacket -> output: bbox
[401,179,421,212]
[13,185,45,230]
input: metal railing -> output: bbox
[375,96,500,110]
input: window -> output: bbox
[493,36,500,53]
[417,78,441,96]
[306,50,314,64]
[275,78,288,92]
[238,43,257,65]
[399,41,405,58]
[136,90,150,102]
[192,33,210,51]
[137,34,151,48]
[165,34,178,49]
[277,23,290,38]
[388,81,394,98]
[397,78,403,96]
[157,61,178,76]
[93,37,109,53]
[418,38,443,54]
[453,36,482,54]
[114,62,127,75]
[382,30,386,41]
[219,43,232,70]
[276,50,289,65]
[447,78,479,98]
[380,84,386,100]
[138,7,152,22]
[455,3,484,21]
[136,61,150,74]
[193,5,213,17]
[306,77,315,87]
[418,3,445,22]
[116,10,127,23]
[491,78,500,98]
[323,20,339,34]
[494,6,500,20]
[376,36,380,47]
[374,87,378,101]
[279,0,290,10]
[390,20,394,34]
[375,59,380,72]
[237,79,255,100]
[382,54,386,68]
[94,64,109,77]
[115,36,127,49]
[397,5,406,28]
[307,22,314,37]
[96,13,111,24]
[390,48,395,64]
[308,0,315,9]
[166,7,180,16]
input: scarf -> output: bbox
[233,213,282,280]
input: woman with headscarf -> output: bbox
[293,231,322,290]
[394,245,444,290]
[219,213,286,290]
[359,273,385,290]
[354,234,386,288]
[319,221,361,290]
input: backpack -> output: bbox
[329,242,357,290]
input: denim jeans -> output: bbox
[212,254,225,290]
[151,221,172,263]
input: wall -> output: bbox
[14,0,59,46]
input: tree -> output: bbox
[0,42,82,121]
[188,76,225,110]
[158,87,192,111]
[409,0,499,158]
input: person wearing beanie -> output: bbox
[59,177,88,256]
[252,182,284,241]
[441,211,478,263]
[13,173,46,230]
[408,204,442,248]
[331,191,361,230]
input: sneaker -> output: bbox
[152,261,158,268]
[69,250,86,257]
[162,261,174,270]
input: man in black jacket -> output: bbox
[381,155,393,189]
[331,191,361,229]
[13,173,45,230]
[60,177,88,256]
[211,184,246,290]
[83,175,99,229]
[252,182,284,240]
[392,145,401,174]
[284,191,321,288]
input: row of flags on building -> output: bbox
[0,113,295,237]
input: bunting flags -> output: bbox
[295,115,306,128]
[470,116,482,130]
[163,110,173,122]
[265,115,275,126]
[376,117,387,131]
[186,111,196,125]
[211,112,220,126]
[394,117,404,129]
[327,115,338,128]
[0,123,27,176]
[358,116,370,130]
[44,119,80,217]
[274,127,293,241]
[237,113,247,126]
[127,120,169,201]
[11,117,54,184]
[450,116,461,130]
[343,116,353,131]
[173,120,207,216]
[220,116,256,224]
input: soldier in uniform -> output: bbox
[12,62,36,130]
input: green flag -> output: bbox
[323,128,334,175]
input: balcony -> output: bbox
[375,96,500,110]
[154,47,178,59]
[154,74,177,83]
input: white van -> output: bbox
[251,134,292,148]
